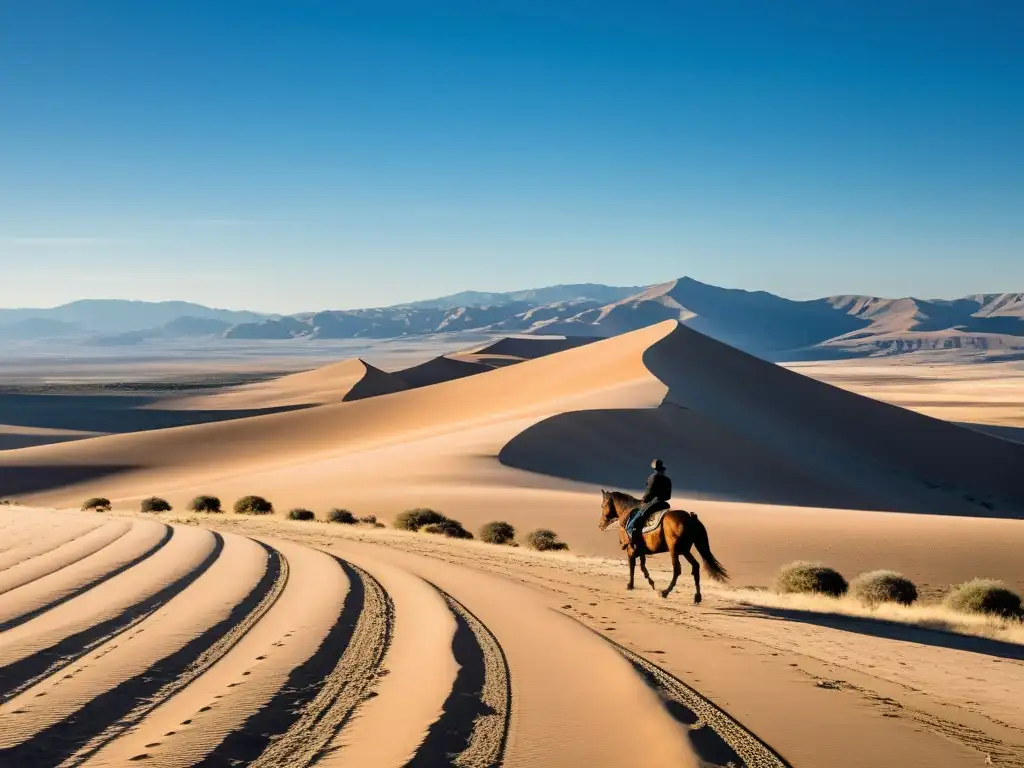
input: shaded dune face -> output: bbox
[503,323,1024,517]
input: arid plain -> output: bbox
[1,321,1023,767]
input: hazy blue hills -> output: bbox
[3,281,1023,361]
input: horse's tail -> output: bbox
[688,513,729,582]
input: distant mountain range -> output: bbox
[2,280,1023,361]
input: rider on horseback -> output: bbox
[625,459,672,553]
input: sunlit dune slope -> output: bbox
[156,358,409,410]
[0,323,673,502]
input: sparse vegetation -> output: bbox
[775,561,848,597]
[423,518,474,539]
[524,528,568,552]
[944,579,1022,618]
[234,495,274,515]
[189,495,222,513]
[359,514,378,525]
[140,496,172,514]
[82,497,112,512]
[393,508,447,531]
[480,520,517,545]
[287,507,316,521]
[850,570,918,606]
[327,508,357,524]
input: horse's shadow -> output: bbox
[717,602,1024,661]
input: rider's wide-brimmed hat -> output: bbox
[651,458,665,470]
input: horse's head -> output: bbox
[598,489,619,531]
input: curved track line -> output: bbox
[0,524,173,633]
[0,522,131,596]
[0,521,106,571]
[569,616,791,768]
[204,557,393,767]
[0,539,287,768]
[0,531,225,703]
[406,584,512,768]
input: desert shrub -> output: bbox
[82,497,112,512]
[140,496,172,514]
[394,508,447,531]
[189,495,222,513]
[944,579,1022,618]
[851,570,918,606]
[525,528,568,552]
[327,508,357,524]
[234,495,274,515]
[287,507,316,521]
[775,561,848,597]
[358,514,377,525]
[480,521,516,545]
[422,519,474,539]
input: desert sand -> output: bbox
[1,321,1023,766]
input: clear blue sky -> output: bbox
[1,1,1021,312]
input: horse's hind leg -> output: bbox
[683,548,702,604]
[627,552,636,590]
[638,555,656,591]
[661,551,682,599]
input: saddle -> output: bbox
[640,503,671,534]
[625,499,670,536]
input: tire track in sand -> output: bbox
[570,617,791,768]
[406,583,511,768]
[0,531,224,703]
[0,520,107,574]
[0,521,131,596]
[0,539,287,768]
[0,523,173,633]
[203,556,393,767]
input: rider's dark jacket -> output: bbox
[642,471,672,505]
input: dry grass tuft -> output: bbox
[525,528,568,552]
[140,496,172,514]
[287,507,316,521]
[728,586,1024,645]
[944,579,1022,619]
[234,495,274,515]
[851,570,918,606]
[327,508,357,524]
[82,497,112,512]
[775,561,848,597]
[394,508,447,531]
[189,495,222,513]
[480,521,517,545]
[422,518,473,539]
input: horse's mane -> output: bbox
[610,490,641,506]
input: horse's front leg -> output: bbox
[627,552,636,590]
[638,555,656,591]
[661,551,682,599]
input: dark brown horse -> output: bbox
[598,490,728,602]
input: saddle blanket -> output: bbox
[641,508,670,534]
